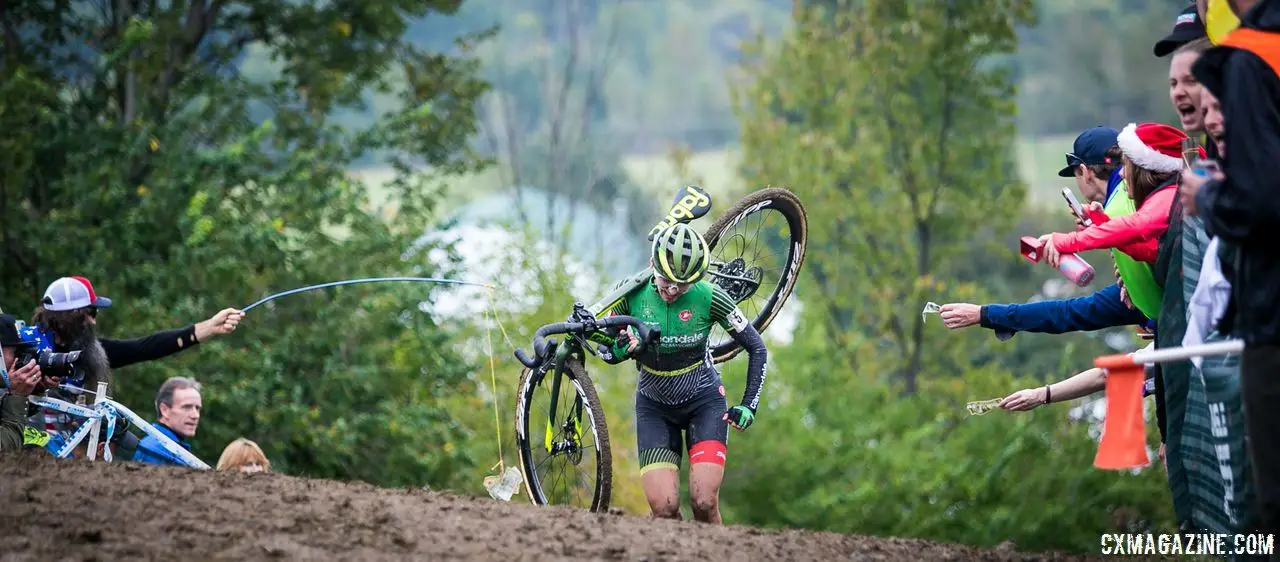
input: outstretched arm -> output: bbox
[976,282,1148,336]
[1049,188,1174,260]
[101,325,200,369]
[102,308,243,369]
[999,368,1106,411]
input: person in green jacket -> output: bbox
[1061,126,1164,322]
[1,313,45,453]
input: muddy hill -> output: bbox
[1,452,1142,561]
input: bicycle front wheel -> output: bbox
[703,187,809,363]
[514,357,613,511]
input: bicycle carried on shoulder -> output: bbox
[512,185,808,512]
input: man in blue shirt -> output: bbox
[939,126,1151,339]
[133,376,202,466]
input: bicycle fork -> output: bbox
[543,361,585,459]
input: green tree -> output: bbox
[0,0,502,490]
[732,0,1037,395]
[1014,0,1179,136]
[717,1,1174,553]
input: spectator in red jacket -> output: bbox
[1036,123,1194,268]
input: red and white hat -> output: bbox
[41,276,113,312]
[1116,122,1189,174]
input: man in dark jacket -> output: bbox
[939,283,1148,339]
[1185,0,1280,542]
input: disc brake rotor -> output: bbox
[713,257,763,302]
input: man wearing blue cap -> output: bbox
[1059,126,1125,209]
[940,126,1149,338]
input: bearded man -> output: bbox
[25,276,242,456]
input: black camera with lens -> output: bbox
[3,320,87,387]
[15,347,82,380]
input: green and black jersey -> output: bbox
[600,275,768,409]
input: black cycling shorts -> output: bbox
[635,384,728,474]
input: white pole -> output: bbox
[1130,340,1244,365]
[85,381,109,461]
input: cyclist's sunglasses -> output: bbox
[653,273,693,293]
[1064,152,1084,167]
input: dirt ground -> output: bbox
[0,452,1151,561]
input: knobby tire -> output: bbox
[514,357,613,512]
[703,187,809,363]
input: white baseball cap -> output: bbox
[41,277,113,312]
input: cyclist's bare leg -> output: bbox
[689,461,724,523]
[641,466,681,519]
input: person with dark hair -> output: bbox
[1059,126,1125,206]
[133,376,203,466]
[938,126,1151,338]
[28,276,243,392]
[1036,123,1192,269]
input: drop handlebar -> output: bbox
[514,315,657,369]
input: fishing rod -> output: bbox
[240,276,496,312]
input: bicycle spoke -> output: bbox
[705,206,796,352]
[524,366,602,509]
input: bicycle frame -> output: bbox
[516,307,655,454]
[28,381,209,469]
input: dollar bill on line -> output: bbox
[921,301,941,323]
[966,398,1002,416]
[483,465,524,501]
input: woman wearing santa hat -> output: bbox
[1037,122,1200,270]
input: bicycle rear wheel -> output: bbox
[514,356,613,511]
[703,187,808,363]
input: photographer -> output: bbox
[28,276,243,392]
[2,313,43,453]
[27,277,242,456]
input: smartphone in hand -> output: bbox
[1061,187,1093,227]
[1192,159,1222,178]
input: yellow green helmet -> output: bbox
[651,223,711,283]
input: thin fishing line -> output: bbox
[240,277,495,312]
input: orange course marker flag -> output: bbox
[1093,353,1151,470]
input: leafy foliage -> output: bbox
[731,0,1037,394]
[714,0,1173,553]
[0,0,498,490]
[0,0,1184,555]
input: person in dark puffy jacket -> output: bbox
[1184,0,1280,541]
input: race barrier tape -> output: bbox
[30,381,210,469]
